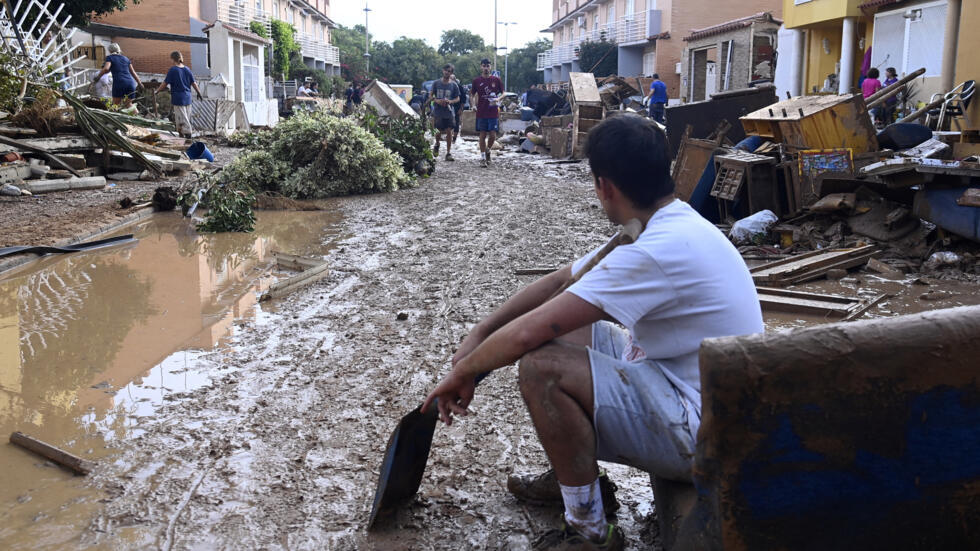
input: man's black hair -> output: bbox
[652,73,660,80]
[867,67,880,79]
[443,63,454,72]
[584,114,673,208]
[480,58,491,65]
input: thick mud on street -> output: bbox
[3,138,974,550]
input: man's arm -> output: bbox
[422,289,609,424]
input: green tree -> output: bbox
[331,24,373,82]
[269,19,300,80]
[54,0,139,26]
[371,37,442,89]
[577,39,618,78]
[504,38,552,93]
[438,29,485,56]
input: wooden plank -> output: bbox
[272,251,323,270]
[568,72,601,106]
[9,431,95,475]
[750,245,879,286]
[260,262,329,301]
[757,286,861,317]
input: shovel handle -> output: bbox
[472,217,643,388]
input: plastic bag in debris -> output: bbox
[1,183,22,196]
[923,251,962,271]
[729,210,778,244]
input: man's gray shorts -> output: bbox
[589,321,700,481]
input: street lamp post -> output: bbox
[363,3,371,76]
[497,21,517,92]
[493,0,497,72]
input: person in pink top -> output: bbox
[862,68,883,126]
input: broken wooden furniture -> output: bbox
[740,94,879,153]
[672,122,732,202]
[749,245,879,286]
[665,85,778,158]
[710,149,780,219]
[567,72,604,159]
[676,305,980,550]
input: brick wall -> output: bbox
[95,0,193,75]
[657,0,783,99]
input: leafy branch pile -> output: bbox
[223,108,415,200]
[354,107,434,176]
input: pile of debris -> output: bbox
[667,81,980,289]
[1,94,202,200]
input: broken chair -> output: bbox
[925,79,975,131]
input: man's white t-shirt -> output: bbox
[568,199,763,394]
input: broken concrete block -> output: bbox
[866,258,904,279]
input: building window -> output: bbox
[643,51,656,75]
[626,0,635,18]
[255,0,262,12]
[872,2,947,78]
[607,4,615,25]
[272,2,278,17]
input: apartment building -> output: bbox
[538,0,782,99]
[95,0,339,77]
[781,0,975,124]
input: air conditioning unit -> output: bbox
[577,15,586,28]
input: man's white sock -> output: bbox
[559,479,606,541]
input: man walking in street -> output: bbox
[422,114,763,550]
[471,58,503,168]
[154,51,203,138]
[430,64,461,162]
[645,74,668,125]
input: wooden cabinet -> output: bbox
[741,94,878,153]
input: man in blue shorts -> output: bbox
[471,58,503,168]
[423,115,763,550]
[429,64,461,162]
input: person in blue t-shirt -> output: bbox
[645,74,668,125]
[93,43,144,105]
[154,51,203,137]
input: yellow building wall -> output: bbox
[783,0,864,29]
[804,25,841,93]
[955,0,980,129]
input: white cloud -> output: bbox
[330,0,552,53]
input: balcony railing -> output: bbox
[218,1,339,65]
[537,9,662,71]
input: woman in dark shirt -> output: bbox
[93,43,144,104]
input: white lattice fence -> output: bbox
[0,0,86,91]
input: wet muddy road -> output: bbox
[3,138,978,550]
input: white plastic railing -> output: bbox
[537,9,660,70]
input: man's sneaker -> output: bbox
[433,143,440,156]
[445,153,455,162]
[532,522,625,551]
[507,469,619,515]
[480,157,488,168]
[485,152,492,166]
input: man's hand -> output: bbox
[196,92,203,101]
[421,369,476,425]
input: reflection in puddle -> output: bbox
[0,209,340,549]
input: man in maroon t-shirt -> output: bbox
[471,58,504,168]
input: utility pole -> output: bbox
[363,2,371,76]
[493,0,497,72]
[498,21,517,92]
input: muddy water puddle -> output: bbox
[0,209,341,549]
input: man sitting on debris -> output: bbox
[154,51,203,138]
[423,114,763,550]
[429,64,460,162]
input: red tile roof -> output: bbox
[683,12,782,42]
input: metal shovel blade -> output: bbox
[367,404,438,530]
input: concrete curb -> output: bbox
[0,206,159,277]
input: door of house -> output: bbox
[705,61,717,98]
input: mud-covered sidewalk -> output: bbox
[76,140,662,550]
